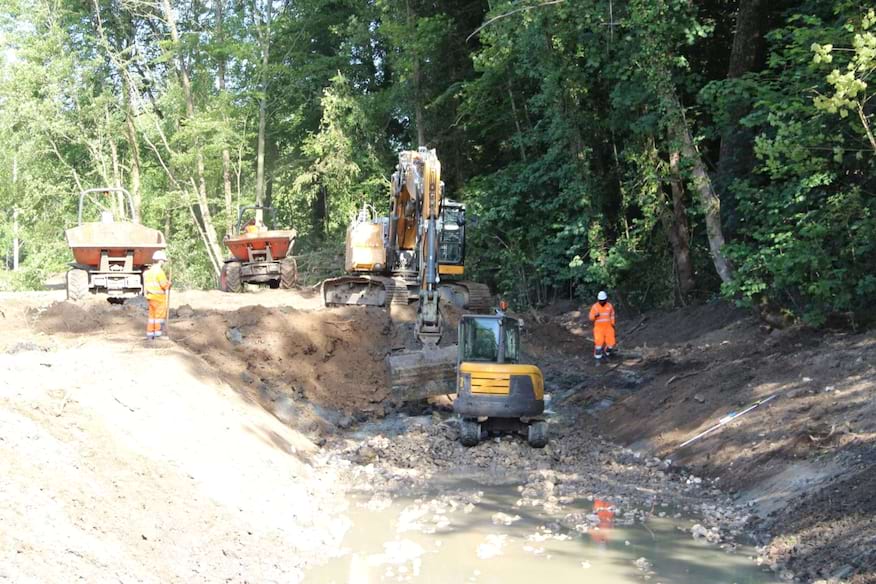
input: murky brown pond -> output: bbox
[306,481,777,584]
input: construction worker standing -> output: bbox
[495,299,509,317]
[244,219,259,235]
[589,290,616,361]
[144,250,171,340]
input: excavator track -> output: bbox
[322,274,415,307]
[387,277,414,305]
[457,281,492,312]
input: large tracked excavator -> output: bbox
[321,149,491,314]
[321,148,491,401]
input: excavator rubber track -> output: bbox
[322,275,414,307]
[456,281,492,312]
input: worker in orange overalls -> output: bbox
[495,298,509,317]
[144,250,171,340]
[588,290,616,361]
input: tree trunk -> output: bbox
[507,77,527,162]
[668,91,734,285]
[716,0,767,232]
[12,154,18,271]
[124,106,143,222]
[406,0,426,147]
[215,0,234,235]
[313,183,328,238]
[254,0,272,224]
[108,111,125,219]
[160,0,224,274]
[666,148,695,299]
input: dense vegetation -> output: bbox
[0,0,873,326]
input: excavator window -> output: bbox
[439,204,465,265]
[459,317,520,363]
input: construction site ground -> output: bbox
[0,290,873,583]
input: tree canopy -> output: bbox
[1,0,873,326]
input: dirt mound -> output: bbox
[623,301,747,347]
[174,305,392,416]
[30,300,113,334]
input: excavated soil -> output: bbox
[21,295,394,418]
[171,305,392,415]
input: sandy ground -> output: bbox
[1,290,873,582]
[0,341,346,582]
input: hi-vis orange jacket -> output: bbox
[589,301,615,327]
[144,265,170,300]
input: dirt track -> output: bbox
[1,290,873,582]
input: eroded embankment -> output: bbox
[538,301,876,583]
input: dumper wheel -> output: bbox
[527,420,548,448]
[460,418,481,447]
[66,269,89,302]
[280,257,298,289]
[221,262,242,293]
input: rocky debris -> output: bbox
[5,341,51,354]
[634,556,654,577]
[226,327,243,344]
[174,304,194,318]
[490,512,521,526]
[690,523,722,544]
[316,411,757,567]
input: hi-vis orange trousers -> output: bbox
[146,295,167,339]
[593,323,616,357]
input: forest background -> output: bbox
[0,0,873,326]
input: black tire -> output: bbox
[66,269,89,302]
[527,420,548,448]
[280,257,298,289]
[460,418,481,447]
[221,262,242,293]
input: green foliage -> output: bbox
[0,0,872,329]
[718,3,876,325]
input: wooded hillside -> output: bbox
[0,0,873,325]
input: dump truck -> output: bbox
[219,206,298,292]
[64,188,166,301]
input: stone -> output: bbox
[226,327,243,344]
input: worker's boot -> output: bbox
[594,346,604,365]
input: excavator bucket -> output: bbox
[387,344,458,402]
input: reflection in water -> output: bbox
[305,484,778,584]
[590,498,614,548]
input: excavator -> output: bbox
[322,148,491,400]
[321,148,491,319]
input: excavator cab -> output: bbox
[454,315,548,448]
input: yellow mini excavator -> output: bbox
[454,314,548,448]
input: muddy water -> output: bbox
[306,481,777,584]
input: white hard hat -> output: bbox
[597,290,608,301]
[152,250,167,262]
